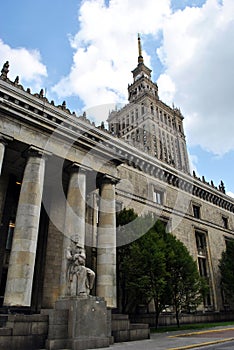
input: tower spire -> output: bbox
[138,33,144,64]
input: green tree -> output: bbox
[121,221,169,327]
[116,207,138,227]
[219,240,234,304]
[116,208,138,313]
[117,209,206,328]
[165,233,207,327]
[116,209,155,313]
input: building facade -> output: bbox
[108,35,190,174]
[0,36,233,342]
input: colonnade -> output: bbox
[1,137,118,309]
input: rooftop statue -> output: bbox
[1,61,9,80]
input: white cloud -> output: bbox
[53,0,234,156]
[157,73,175,104]
[157,0,234,155]
[227,191,234,199]
[0,39,47,91]
[53,0,171,118]
[188,152,200,176]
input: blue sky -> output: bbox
[0,0,234,196]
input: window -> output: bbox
[135,108,138,120]
[136,128,139,141]
[159,110,163,122]
[168,116,171,127]
[198,257,208,277]
[126,116,129,128]
[153,189,163,205]
[222,216,228,229]
[193,205,201,219]
[195,231,206,256]
[195,230,212,308]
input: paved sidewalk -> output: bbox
[90,326,234,350]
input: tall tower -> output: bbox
[107,35,190,174]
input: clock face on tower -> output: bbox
[135,72,143,81]
[144,72,150,79]
[135,72,150,82]
[134,69,151,82]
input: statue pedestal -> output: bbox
[44,296,112,350]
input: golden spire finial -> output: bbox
[138,33,144,64]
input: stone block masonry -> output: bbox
[0,314,48,350]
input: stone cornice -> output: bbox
[119,154,234,213]
[116,188,234,233]
[0,78,233,213]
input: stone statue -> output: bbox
[39,89,44,98]
[219,180,226,194]
[66,236,95,297]
[1,61,9,80]
[14,76,19,85]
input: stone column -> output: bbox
[96,175,118,308]
[0,134,13,175]
[85,191,98,248]
[4,146,47,307]
[60,164,88,297]
[65,163,87,247]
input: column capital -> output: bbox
[22,145,52,159]
[98,174,120,186]
[0,133,13,145]
[67,162,92,174]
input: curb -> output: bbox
[167,327,234,349]
[168,337,234,349]
[169,327,234,338]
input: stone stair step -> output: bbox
[112,313,129,320]
[130,323,149,329]
[0,314,8,327]
[111,313,150,342]
[0,327,12,336]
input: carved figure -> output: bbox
[219,180,226,194]
[14,76,19,84]
[1,61,9,80]
[66,237,95,297]
[39,89,44,98]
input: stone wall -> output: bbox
[0,314,48,350]
[116,163,234,311]
[131,311,234,328]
